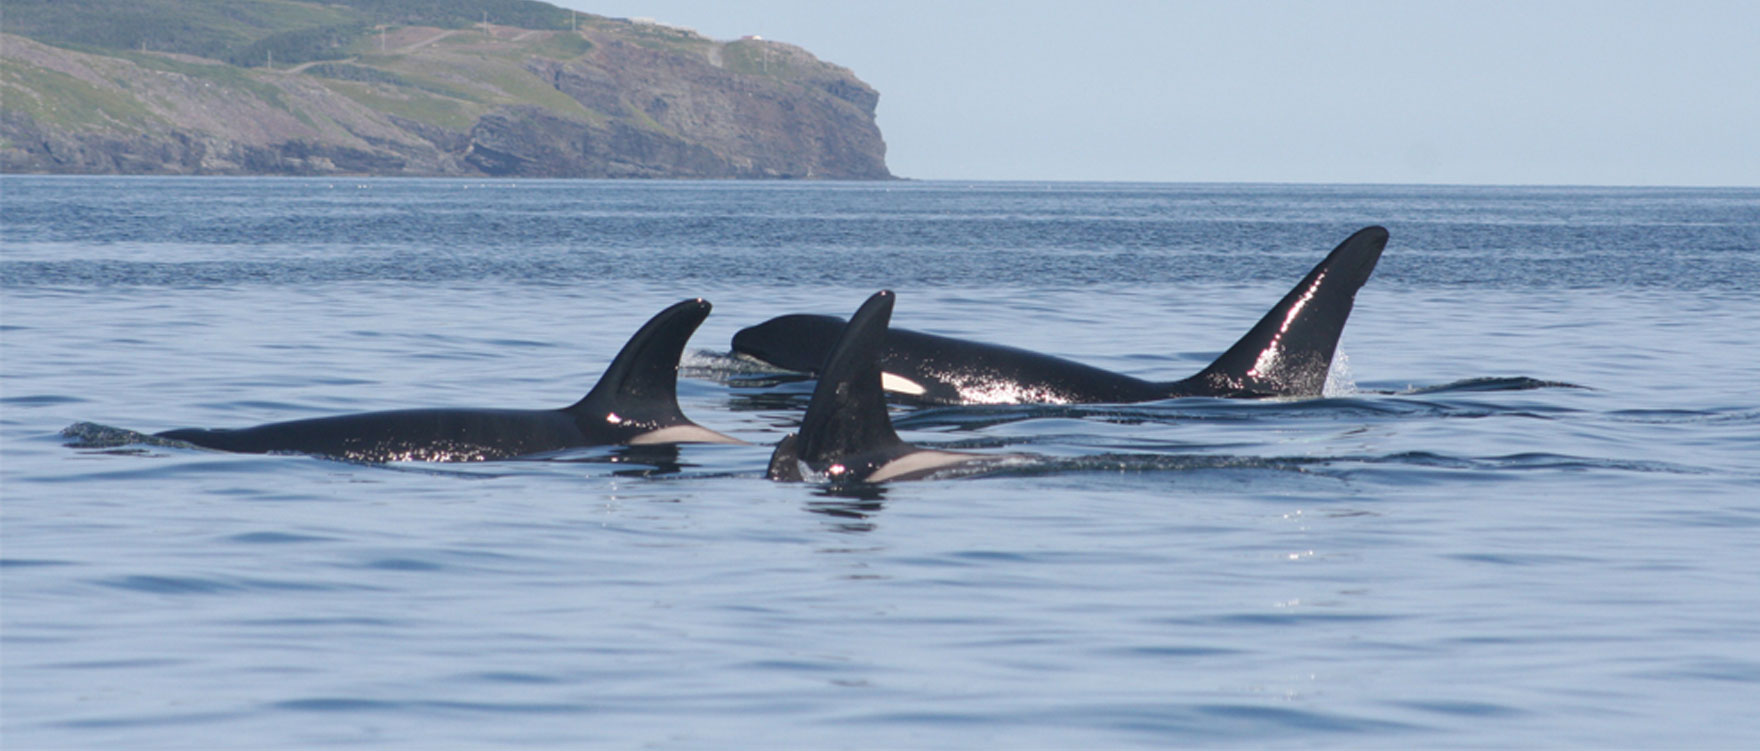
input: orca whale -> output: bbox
[156,299,741,462]
[734,226,1388,405]
[767,290,1016,483]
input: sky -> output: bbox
[563,1,1759,186]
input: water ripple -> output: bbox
[273,697,590,715]
[7,180,1757,751]
[96,574,380,595]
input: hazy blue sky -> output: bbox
[564,1,1758,186]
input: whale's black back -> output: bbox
[733,226,1389,404]
[156,298,732,462]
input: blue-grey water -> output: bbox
[3,177,1757,749]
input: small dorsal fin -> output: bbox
[1180,225,1388,397]
[567,298,732,442]
[766,433,805,481]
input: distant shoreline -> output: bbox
[2,3,890,180]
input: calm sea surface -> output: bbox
[3,177,1758,749]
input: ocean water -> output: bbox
[2,176,1757,749]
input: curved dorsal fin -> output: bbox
[1180,225,1388,397]
[567,298,734,443]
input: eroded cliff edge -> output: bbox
[0,8,890,179]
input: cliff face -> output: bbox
[0,11,890,179]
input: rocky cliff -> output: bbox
[0,5,890,179]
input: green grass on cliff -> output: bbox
[106,50,295,108]
[319,79,479,132]
[299,27,600,132]
[0,59,163,130]
[347,31,598,118]
[4,0,361,64]
[5,0,587,67]
[721,40,793,78]
[523,32,594,60]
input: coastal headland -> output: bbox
[1,1,891,179]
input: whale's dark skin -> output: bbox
[734,226,1389,405]
[156,299,740,462]
[768,291,1015,484]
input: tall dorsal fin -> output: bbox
[1180,225,1388,397]
[793,290,912,467]
[767,291,1023,482]
[567,298,732,442]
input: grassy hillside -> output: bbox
[3,0,580,67]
